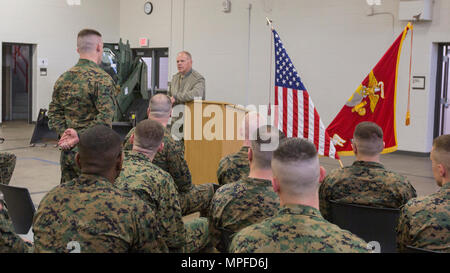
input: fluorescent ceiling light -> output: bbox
[67,0,81,6]
[366,0,382,6]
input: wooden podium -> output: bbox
[183,100,247,184]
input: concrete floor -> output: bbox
[0,120,441,208]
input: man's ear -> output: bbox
[272,177,280,193]
[157,142,164,153]
[147,107,151,118]
[130,133,135,144]
[319,166,327,183]
[75,152,81,170]
[438,163,446,179]
[96,42,102,53]
[351,143,357,155]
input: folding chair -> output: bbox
[403,245,443,253]
[329,200,400,253]
[217,227,235,253]
[0,184,36,234]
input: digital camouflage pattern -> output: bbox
[184,217,210,253]
[217,146,250,186]
[230,204,369,253]
[59,149,80,184]
[319,161,417,221]
[123,127,214,215]
[169,69,205,104]
[0,206,33,253]
[396,182,450,253]
[48,59,116,183]
[0,152,16,185]
[123,127,191,192]
[33,173,168,253]
[116,150,185,251]
[116,150,210,252]
[209,177,279,251]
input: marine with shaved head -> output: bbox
[230,138,369,253]
[117,119,210,253]
[217,111,266,186]
[33,125,168,253]
[123,94,215,216]
[210,125,284,252]
[48,28,116,184]
[396,134,450,252]
[319,121,417,221]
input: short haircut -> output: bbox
[179,51,192,60]
[241,111,266,140]
[272,138,320,197]
[432,134,450,171]
[353,121,384,156]
[77,29,102,54]
[250,125,285,169]
[78,125,122,171]
[134,119,165,151]
[149,94,172,119]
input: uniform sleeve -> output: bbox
[396,205,412,252]
[174,76,205,104]
[217,158,228,186]
[158,176,187,251]
[48,82,68,137]
[166,140,192,192]
[0,152,16,186]
[398,177,417,205]
[0,208,33,253]
[133,201,169,253]
[92,80,116,129]
[208,194,223,250]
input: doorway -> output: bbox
[2,43,33,123]
[434,44,450,137]
[133,48,169,96]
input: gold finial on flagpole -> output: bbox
[266,17,274,29]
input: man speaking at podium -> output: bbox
[169,51,205,105]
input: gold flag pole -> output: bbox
[338,159,344,169]
[266,17,274,117]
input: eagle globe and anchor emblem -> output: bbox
[332,71,385,148]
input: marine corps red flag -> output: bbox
[326,23,413,156]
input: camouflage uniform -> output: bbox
[396,182,450,253]
[230,204,369,253]
[116,150,210,253]
[0,152,16,185]
[217,146,250,186]
[0,206,33,253]
[319,161,417,221]
[209,177,279,251]
[123,127,214,216]
[33,173,167,253]
[48,59,116,184]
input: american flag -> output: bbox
[273,29,339,159]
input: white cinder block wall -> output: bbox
[0,0,120,122]
[120,0,450,153]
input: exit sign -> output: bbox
[139,38,149,47]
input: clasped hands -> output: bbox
[58,128,79,151]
